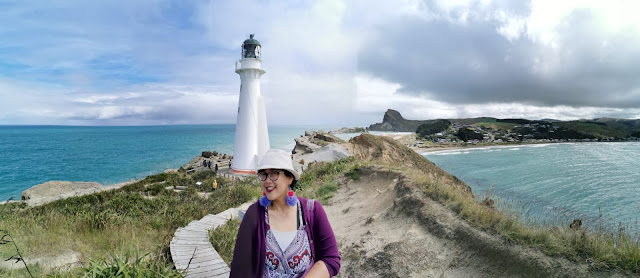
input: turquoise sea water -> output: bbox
[424,143,640,231]
[0,125,336,201]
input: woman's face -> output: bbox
[259,169,293,201]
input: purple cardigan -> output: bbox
[230,197,341,277]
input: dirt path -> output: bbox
[324,167,624,278]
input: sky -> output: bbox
[1,0,640,126]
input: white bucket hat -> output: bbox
[257,149,300,180]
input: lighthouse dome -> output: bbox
[243,34,261,46]
[242,34,261,58]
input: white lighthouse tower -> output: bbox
[232,34,270,174]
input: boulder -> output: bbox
[306,144,351,163]
[293,136,322,154]
[212,151,219,156]
[202,151,212,158]
[314,133,339,143]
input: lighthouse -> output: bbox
[232,34,270,174]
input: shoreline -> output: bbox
[373,132,638,156]
[9,131,638,206]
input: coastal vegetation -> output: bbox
[0,170,261,277]
[415,119,451,138]
[349,134,640,274]
[3,131,640,276]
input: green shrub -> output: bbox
[345,168,360,180]
[191,170,216,181]
[146,183,171,196]
[120,181,145,192]
[142,173,175,184]
[316,182,339,204]
[77,251,183,277]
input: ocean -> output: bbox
[3,126,639,232]
[0,125,338,201]
[424,143,640,232]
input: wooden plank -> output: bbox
[170,201,253,278]
[186,264,229,276]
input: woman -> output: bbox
[230,149,340,277]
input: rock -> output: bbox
[22,181,102,201]
[369,109,444,132]
[293,144,352,174]
[570,219,582,230]
[315,132,339,143]
[330,127,367,134]
[0,250,81,271]
[22,181,105,207]
[212,151,219,156]
[306,144,351,163]
[293,136,322,154]
[202,151,212,158]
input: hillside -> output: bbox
[369,109,640,139]
[368,109,447,132]
[325,134,631,277]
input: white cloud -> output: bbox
[1,0,639,126]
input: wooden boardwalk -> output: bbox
[170,202,253,278]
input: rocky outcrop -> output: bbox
[293,135,322,154]
[329,127,367,134]
[293,130,345,154]
[306,144,351,164]
[369,109,440,132]
[22,181,102,201]
[22,181,104,206]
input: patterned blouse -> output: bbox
[263,201,313,277]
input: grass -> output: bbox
[45,251,184,277]
[344,133,640,273]
[315,182,339,204]
[209,218,241,265]
[556,121,628,138]
[472,121,517,130]
[403,168,640,272]
[0,171,262,277]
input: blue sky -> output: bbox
[1,0,640,126]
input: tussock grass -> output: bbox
[346,133,640,273]
[296,156,366,201]
[315,182,339,204]
[404,167,640,272]
[63,251,182,277]
[0,172,262,277]
[209,218,241,265]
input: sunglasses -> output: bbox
[257,171,281,181]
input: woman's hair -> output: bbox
[283,170,298,189]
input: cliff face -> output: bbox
[369,109,438,132]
